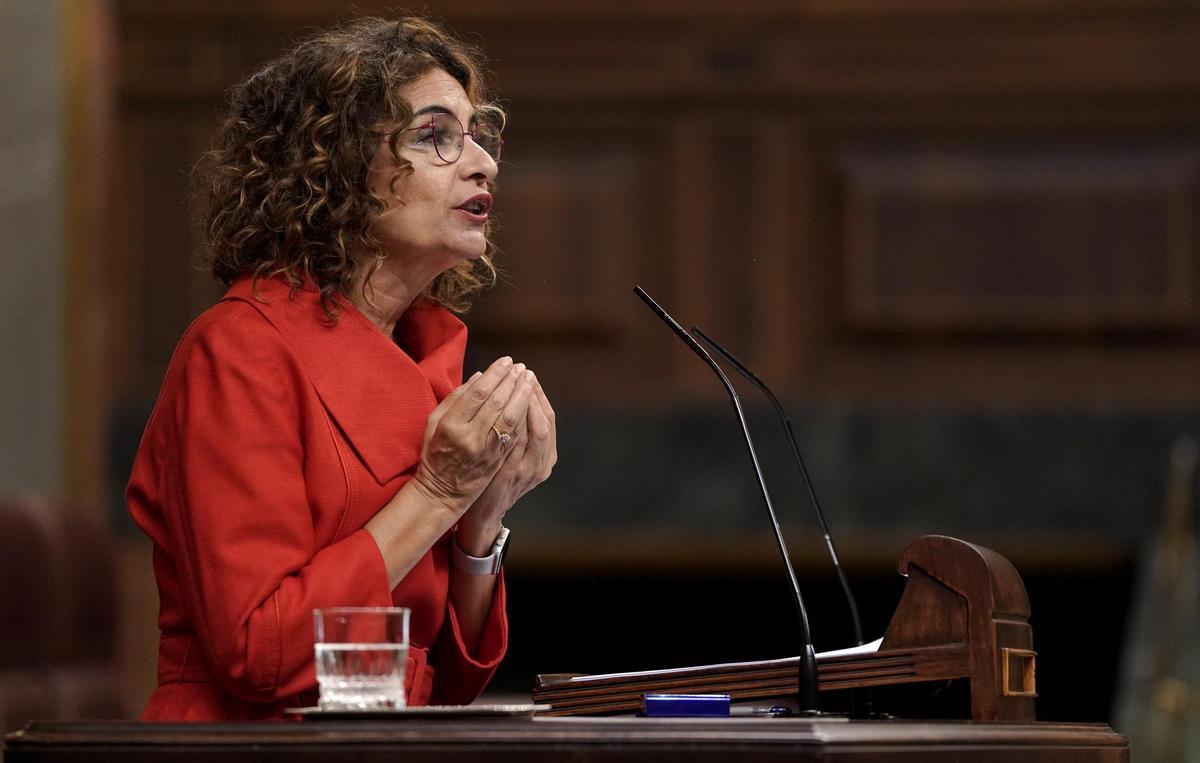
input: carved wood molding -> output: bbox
[117,1,1200,105]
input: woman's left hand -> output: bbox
[455,375,556,554]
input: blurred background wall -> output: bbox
[1,1,66,496]
[3,0,1200,748]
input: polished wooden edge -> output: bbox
[5,719,1129,750]
[533,643,972,715]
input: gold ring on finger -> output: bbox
[491,425,512,446]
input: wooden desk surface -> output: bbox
[5,717,1128,762]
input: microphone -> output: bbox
[690,327,865,648]
[633,286,821,715]
[691,327,874,719]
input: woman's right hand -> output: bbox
[412,356,536,515]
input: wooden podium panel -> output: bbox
[535,536,1040,720]
[5,718,1128,762]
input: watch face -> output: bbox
[492,527,510,574]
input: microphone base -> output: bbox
[791,709,847,719]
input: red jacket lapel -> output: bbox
[221,276,467,485]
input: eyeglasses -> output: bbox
[399,112,503,164]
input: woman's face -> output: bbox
[368,68,499,273]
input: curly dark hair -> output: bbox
[196,15,503,316]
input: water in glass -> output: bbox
[316,641,408,709]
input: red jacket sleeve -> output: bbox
[155,304,393,702]
[428,572,508,704]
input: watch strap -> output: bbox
[451,526,509,575]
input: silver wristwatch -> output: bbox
[451,526,510,576]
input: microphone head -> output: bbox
[633,286,693,344]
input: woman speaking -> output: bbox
[126,15,556,720]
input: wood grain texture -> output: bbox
[4,717,1129,763]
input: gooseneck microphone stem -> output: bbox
[690,327,866,649]
[633,287,821,714]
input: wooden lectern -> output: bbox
[4,536,1129,762]
[534,536,1040,719]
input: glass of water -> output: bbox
[314,607,410,710]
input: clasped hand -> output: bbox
[413,356,557,548]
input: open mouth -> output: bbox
[456,195,493,216]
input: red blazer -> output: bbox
[127,276,507,720]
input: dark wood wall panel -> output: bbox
[110,0,1200,409]
[838,142,1199,332]
[116,110,224,391]
[708,130,756,359]
[668,120,718,396]
[469,123,661,402]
